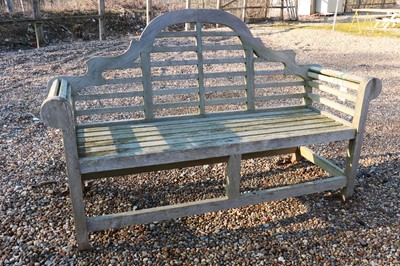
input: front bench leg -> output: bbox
[61,124,90,250]
[41,79,90,249]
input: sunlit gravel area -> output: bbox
[1,24,399,265]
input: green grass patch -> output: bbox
[307,22,400,38]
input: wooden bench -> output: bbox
[40,9,382,250]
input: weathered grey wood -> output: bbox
[151,59,198,67]
[299,146,344,177]
[256,93,307,102]
[82,147,298,180]
[203,44,244,51]
[79,126,355,174]
[153,88,198,96]
[196,22,206,114]
[77,115,338,152]
[205,84,247,92]
[86,176,347,232]
[226,154,241,198]
[140,52,154,120]
[308,72,359,90]
[74,91,144,101]
[245,48,256,111]
[151,45,198,52]
[40,10,382,250]
[309,107,354,128]
[75,106,309,129]
[98,0,106,40]
[342,77,382,199]
[154,101,200,109]
[75,106,144,116]
[307,93,355,116]
[157,31,197,38]
[307,81,357,102]
[77,112,328,140]
[204,71,246,78]
[203,57,247,64]
[254,81,305,88]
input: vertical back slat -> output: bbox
[140,52,154,120]
[244,48,255,111]
[196,22,206,115]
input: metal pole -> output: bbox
[332,0,339,31]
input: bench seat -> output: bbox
[78,107,355,175]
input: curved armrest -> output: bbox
[40,79,75,130]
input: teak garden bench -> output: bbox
[40,9,382,250]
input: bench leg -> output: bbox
[67,168,91,250]
[341,139,361,200]
[291,147,302,164]
[62,130,90,250]
[225,154,241,199]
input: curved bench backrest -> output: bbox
[52,9,309,125]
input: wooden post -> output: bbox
[98,0,105,41]
[216,0,221,9]
[32,0,44,48]
[185,0,191,31]
[5,0,13,13]
[264,0,269,19]
[19,0,25,13]
[146,0,152,26]
[242,0,248,22]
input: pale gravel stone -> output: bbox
[1,16,399,265]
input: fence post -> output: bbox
[216,0,221,9]
[32,0,44,48]
[5,0,14,13]
[242,0,247,21]
[146,0,152,25]
[98,0,105,40]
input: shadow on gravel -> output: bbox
[82,152,399,263]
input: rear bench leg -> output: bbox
[291,147,303,164]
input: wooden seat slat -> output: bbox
[77,113,329,143]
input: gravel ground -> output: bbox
[1,23,399,265]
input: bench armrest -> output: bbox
[307,66,382,129]
[40,79,75,130]
[309,66,382,101]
